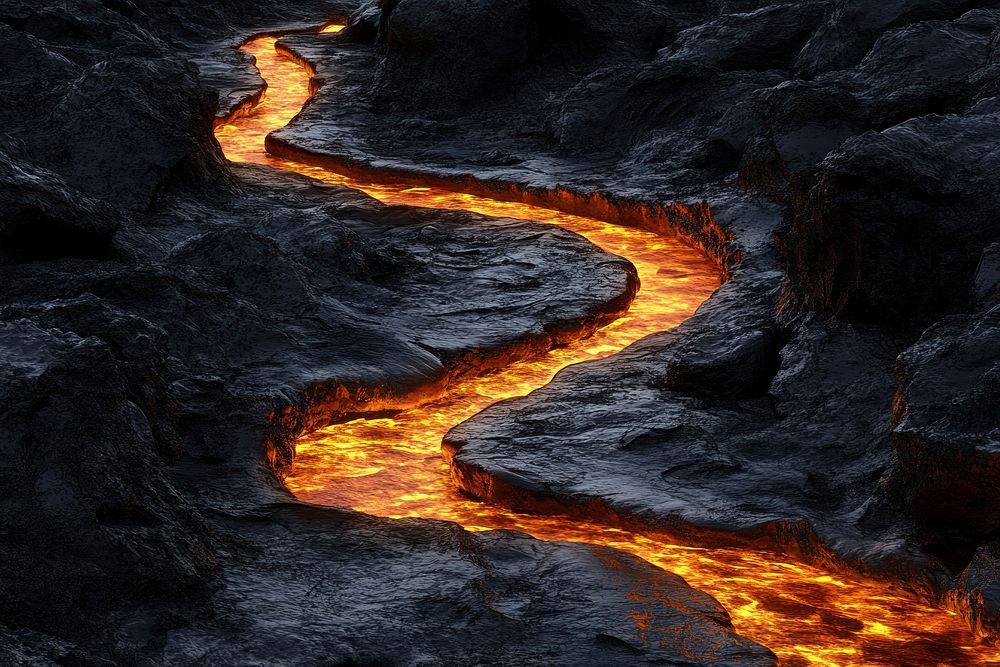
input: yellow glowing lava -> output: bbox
[215,26,1000,666]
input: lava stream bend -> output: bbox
[214,25,1000,667]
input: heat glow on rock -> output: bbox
[214,26,1000,667]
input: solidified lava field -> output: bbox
[3,2,1000,666]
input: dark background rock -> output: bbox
[161,506,774,666]
[975,242,1000,308]
[376,0,532,110]
[882,306,1000,539]
[778,109,1000,324]
[0,319,215,647]
[42,56,226,209]
[0,149,120,264]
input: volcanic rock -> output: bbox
[444,265,914,577]
[876,305,1000,641]
[0,319,215,644]
[882,306,1000,537]
[375,0,532,110]
[975,243,1000,308]
[779,109,1000,324]
[161,505,775,665]
[0,150,120,263]
[39,56,225,209]
[796,0,981,77]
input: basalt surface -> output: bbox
[265,0,1000,642]
[0,0,780,664]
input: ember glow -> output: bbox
[215,26,1000,666]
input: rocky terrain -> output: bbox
[2,0,1000,664]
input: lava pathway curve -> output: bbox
[214,24,1000,667]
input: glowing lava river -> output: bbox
[214,24,1000,666]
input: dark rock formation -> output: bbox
[795,0,984,77]
[884,306,1000,539]
[376,0,532,109]
[443,267,916,584]
[162,506,773,666]
[976,243,1000,308]
[878,304,1000,638]
[779,70,1000,325]
[0,150,120,263]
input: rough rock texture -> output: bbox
[0,0,778,663]
[0,149,120,263]
[881,305,1000,640]
[779,95,1000,325]
[162,506,772,666]
[0,320,215,645]
[445,267,922,583]
[885,306,1000,540]
[375,0,533,109]
[260,0,1000,642]
[976,243,1000,308]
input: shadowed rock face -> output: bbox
[795,0,988,77]
[377,0,533,108]
[161,507,773,666]
[880,305,1000,638]
[0,0,778,663]
[263,0,1000,642]
[888,306,1000,537]
[0,150,120,263]
[777,12,1000,324]
[0,319,216,644]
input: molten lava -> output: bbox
[215,25,1000,666]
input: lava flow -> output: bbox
[215,25,1000,666]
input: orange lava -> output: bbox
[215,27,1000,666]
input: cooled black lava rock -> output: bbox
[161,506,775,666]
[39,56,226,209]
[779,109,1000,324]
[667,2,829,71]
[375,0,532,109]
[795,0,981,77]
[884,306,1000,537]
[975,243,1000,308]
[874,304,1000,641]
[0,150,120,263]
[0,319,216,644]
[443,266,911,578]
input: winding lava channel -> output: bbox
[214,24,1000,666]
